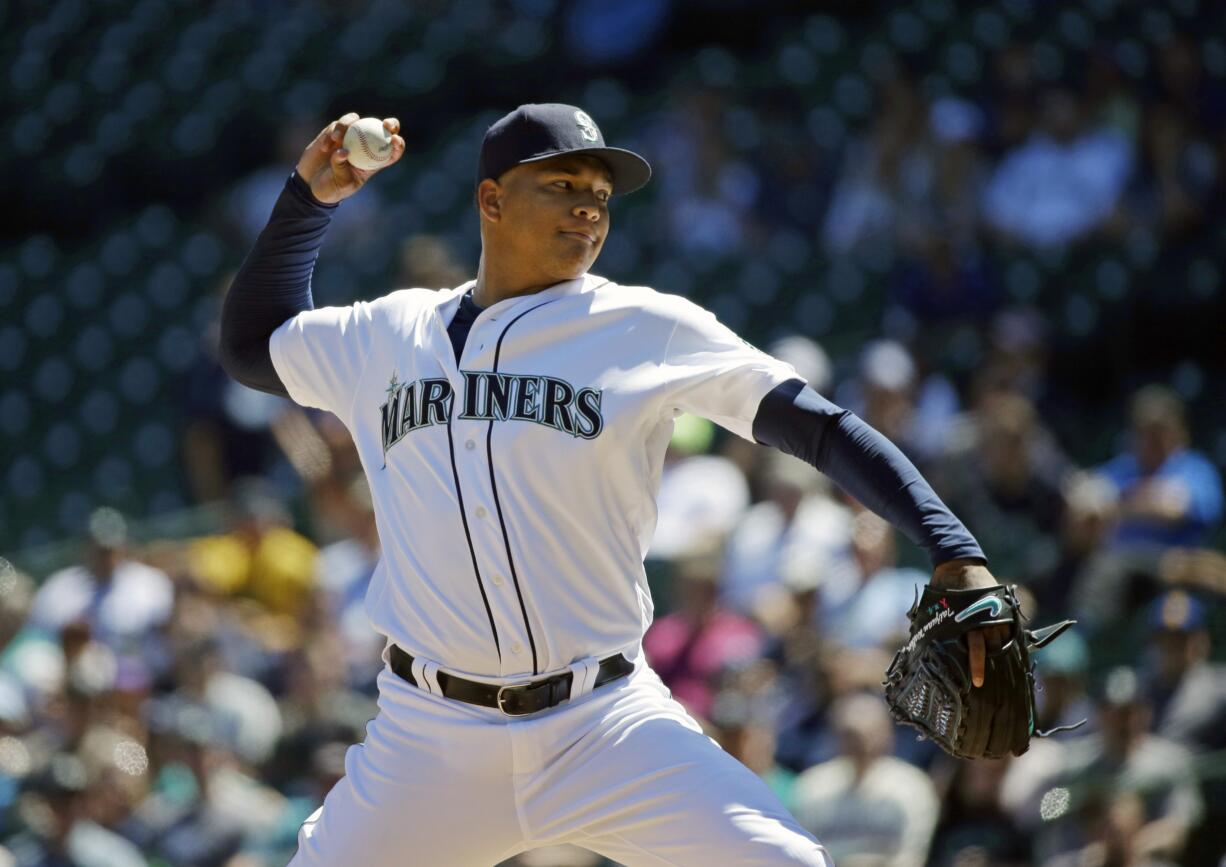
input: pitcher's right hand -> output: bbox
[296,113,404,205]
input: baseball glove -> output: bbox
[883,583,1082,760]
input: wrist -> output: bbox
[289,171,338,210]
[931,558,994,590]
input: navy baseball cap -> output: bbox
[477,103,652,195]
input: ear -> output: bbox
[476,179,503,223]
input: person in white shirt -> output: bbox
[792,692,940,866]
[27,508,173,656]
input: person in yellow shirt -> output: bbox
[188,478,317,615]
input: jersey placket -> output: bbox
[445,304,541,677]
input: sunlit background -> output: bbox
[3,0,1225,865]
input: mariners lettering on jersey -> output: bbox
[380,370,604,464]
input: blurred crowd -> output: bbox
[2,359,1223,866]
[7,0,1226,551]
[7,1,1226,866]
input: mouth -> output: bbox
[559,229,597,245]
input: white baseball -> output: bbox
[343,117,394,171]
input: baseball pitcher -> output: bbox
[219,104,1073,866]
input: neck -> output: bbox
[473,252,575,308]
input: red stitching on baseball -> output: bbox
[355,126,390,165]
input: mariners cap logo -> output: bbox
[574,110,600,142]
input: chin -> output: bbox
[551,254,598,281]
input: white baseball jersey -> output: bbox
[270,272,798,679]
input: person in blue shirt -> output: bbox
[1097,385,1223,548]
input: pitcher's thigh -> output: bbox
[288,713,523,867]
[559,716,830,867]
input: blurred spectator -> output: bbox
[767,336,832,397]
[0,563,32,659]
[1114,101,1218,240]
[766,562,832,774]
[889,234,998,333]
[1155,32,1226,134]
[563,0,671,64]
[1143,591,1226,867]
[0,672,30,736]
[820,512,924,652]
[1083,49,1143,144]
[1033,627,1096,740]
[721,453,851,621]
[643,544,763,720]
[270,635,376,780]
[888,97,1000,333]
[1096,385,1223,548]
[1036,472,1120,616]
[6,753,145,867]
[1156,546,1226,597]
[982,85,1134,247]
[822,69,935,255]
[647,89,758,259]
[187,479,319,616]
[27,509,174,659]
[0,564,61,717]
[395,234,469,290]
[984,42,1039,155]
[128,703,262,865]
[792,693,939,867]
[182,274,292,506]
[934,390,1071,581]
[922,97,990,249]
[834,339,960,466]
[928,758,1031,867]
[1045,791,1182,867]
[314,475,384,690]
[1143,590,1226,752]
[283,411,368,547]
[154,636,284,765]
[648,415,749,560]
[1012,666,1203,864]
[708,690,797,812]
[972,307,1051,410]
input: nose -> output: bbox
[573,201,600,222]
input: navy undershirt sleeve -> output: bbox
[448,291,484,363]
[218,172,336,397]
[752,378,986,568]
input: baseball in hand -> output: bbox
[343,117,395,171]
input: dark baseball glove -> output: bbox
[883,583,1083,760]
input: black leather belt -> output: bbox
[389,644,634,716]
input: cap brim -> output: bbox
[516,146,652,196]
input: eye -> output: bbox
[597,190,611,203]
[553,180,572,190]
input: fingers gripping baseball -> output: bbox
[296,113,405,205]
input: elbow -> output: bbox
[217,321,289,398]
[217,317,244,383]
[217,318,260,388]
[217,280,242,380]
[215,275,293,397]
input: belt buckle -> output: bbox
[496,681,535,716]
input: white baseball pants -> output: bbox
[288,658,830,866]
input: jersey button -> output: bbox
[464,439,476,450]
[511,641,523,654]
[491,574,504,586]
[475,506,487,518]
